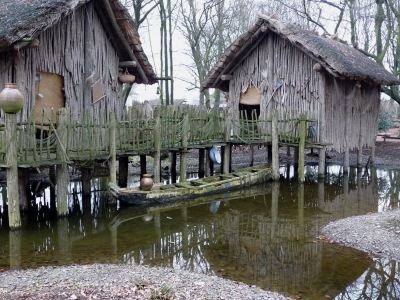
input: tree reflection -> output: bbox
[335,259,400,300]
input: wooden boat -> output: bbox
[109,164,272,205]
[109,183,272,229]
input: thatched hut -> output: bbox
[201,14,400,171]
[0,0,157,124]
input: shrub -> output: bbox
[378,111,394,131]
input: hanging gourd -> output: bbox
[0,83,24,113]
[118,69,136,84]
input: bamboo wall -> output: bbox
[228,34,321,128]
[325,76,380,151]
[0,4,123,124]
[227,32,381,151]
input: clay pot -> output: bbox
[0,83,24,113]
[140,174,153,191]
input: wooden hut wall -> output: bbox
[228,33,321,137]
[324,75,380,151]
[2,4,123,124]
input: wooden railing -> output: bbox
[0,105,321,168]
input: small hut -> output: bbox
[201,14,400,172]
[0,0,157,124]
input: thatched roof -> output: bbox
[201,14,400,92]
[0,0,157,84]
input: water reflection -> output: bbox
[0,166,400,299]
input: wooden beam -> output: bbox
[119,61,137,68]
[221,74,233,81]
[99,0,148,84]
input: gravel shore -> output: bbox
[0,264,292,300]
[321,208,400,261]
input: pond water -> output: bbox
[0,165,400,299]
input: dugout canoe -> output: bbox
[109,165,272,205]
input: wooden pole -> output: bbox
[357,134,363,169]
[286,146,291,156]
[179,116,188,182]
[229,145,232,173]
[198,148,205,178]
[294,148,299,166]
[171,151,177,183]
[249,145,254,166]
[314,63,326,178]
[18,169,29,211]
[271,182,279,239]
[140,155,147,176]
[298,114,306,183]
[318,146,326,178]
[118,156,129,187]
[223,115,231,174]
[343,147,350,173]
[154,116,161,183]
[9,229,21,269]
[298,183,305,241]
[109,112,117,185]
[271,110,280,180]
[209,155,214,176]
[205,147,211,177]
[371,136,376,164]
[267,145,272,163]
[81,167,91,197]
[5,112,20,228]
[56,108,70,216]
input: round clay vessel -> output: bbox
[0,83,24,113]
[140,174,153,191]
[118,74,136,83]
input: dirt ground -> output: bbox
[194,139,400,170]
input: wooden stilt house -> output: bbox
[0,0,157,124]
[201,14,400,167]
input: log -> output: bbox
[298,114,306,183]
[119,61,137,68]
[271,110,279,181]
[317,67,326,178]
[56,108,70,216]
[221,74,233,81]
[154,117,161,183]
[5,113,21,228]
[179,116,189,182]
[223,115,231,174]
[313,63,323,72]
[109,112,117,184]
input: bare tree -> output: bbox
[122,0,161,28]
